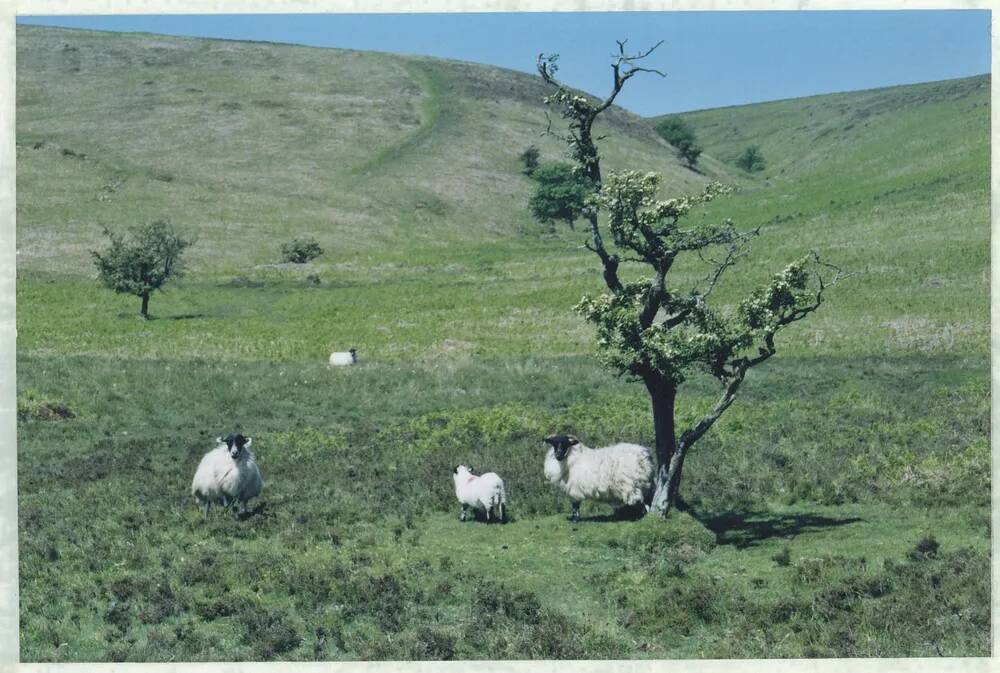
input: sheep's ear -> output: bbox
[216,436,224,445]
[567,435,579,446]
[543,435,557,446]
[243,437,253,448]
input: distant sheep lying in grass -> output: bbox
[329,348,357,366]
[543,434,653,522]
[453,465,507,523]
[191,433,262,518]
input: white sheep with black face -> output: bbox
[543,434,653,522]
[191,433,262,518]
[452,465,507,523]
[329,348,357,366]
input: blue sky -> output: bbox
[17,11,991,115]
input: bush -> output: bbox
[736,144,766,172]
[17,390,74,421]
[527,162,592,231]
[908,535,940,560]
[654,116,703,168]
[518,145,540,176]
[281,237,324,264]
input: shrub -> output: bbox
[736,144,766,172]
[527,162,592,231]
[908,535,940,561]
[518,145,540,176]
[654,116,703,168]
[281,236,324,264]
[17,390,74,421]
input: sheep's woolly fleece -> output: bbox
[544,439,653,508]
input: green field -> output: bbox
[16,25,990,661]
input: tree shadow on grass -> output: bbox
[118,313,208,321]
[164,313,208,321]
[678,499,863,549]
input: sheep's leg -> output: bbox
[460,504,468,522]
[199,499,210,518]
[571,501,581,523]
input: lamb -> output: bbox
[329,348,357,366]
[542,434,654,522]
[452,465,507,523]
[191,433,262,518]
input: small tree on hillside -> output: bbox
[736,144,766,172]
[519,145,541,176]
[655,115,703,168]
[281,236,324,264]
[92,219,192,319]
[536,41,845,516]
[528,162,592,231]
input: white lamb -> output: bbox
[191,433,262,518]
[453,465,507,523]
[543,434,654,522]
[329,348,357,366]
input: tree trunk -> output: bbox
[656,441,688,517]
[140,292,150,319]
[645,378,679,516]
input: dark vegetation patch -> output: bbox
[17,390,74,421]
[252,99,287,108]
[240,608,301,659]
[601,543,988,658]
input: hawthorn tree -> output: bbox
[519,145,541,176]
[92,218,192,319]
[537,41,845,516]
[655,115,703,168]
[527,161,592,231]
[737,144,766,172]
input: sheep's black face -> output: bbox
[223,433,251,458]
[545,435,579,461]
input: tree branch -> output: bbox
[695,226,758,299]
[639,268,666,327]
[677,376,742,451]
[678,254,850,452]
[583,232,622,293]
[595,40,666,114]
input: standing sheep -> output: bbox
[191,433,262,518]
[543,434,653,522]
[453,465,507,523]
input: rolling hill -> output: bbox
[16,25,722,273]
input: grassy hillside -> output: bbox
[16,25,719,274]
[16,26,990,662]
[668,75,989,179]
